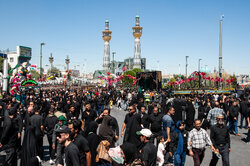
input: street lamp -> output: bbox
[198,58,202,72]
[185,56,189,77]
[219,14,224,90]
[198,58,202,89]
[40,43,46,78]
[112,52,116,73]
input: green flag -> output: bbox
[8,64,19,75]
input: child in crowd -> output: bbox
[157,136,166,166]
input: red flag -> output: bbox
[201,72,206,76]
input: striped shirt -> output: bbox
[207,107,227,126]
[188,128,212,150]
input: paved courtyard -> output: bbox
[1,106,250,165]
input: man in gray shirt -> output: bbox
[207,101,227,126]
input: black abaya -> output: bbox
[21,126,40,166]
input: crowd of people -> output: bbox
[0,87,249,166]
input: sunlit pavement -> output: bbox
[1,106,249,165]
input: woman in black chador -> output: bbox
[185,99,195,131]
[21,126,40,166]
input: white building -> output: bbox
[7,46,32,68]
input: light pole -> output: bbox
[198,58,202,89]
[219,15,224,89]
[40,43,46,78]
[198,58,202,72]
[185,56,189,77]
[178,64,181,75]
[112,52,116,73]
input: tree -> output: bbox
[132,68,143,73]
[47,67,61,77]
[122,70,136,87]
[30,70,40,80]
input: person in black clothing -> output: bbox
[97,93,104,116]
[21,126,40,166]
[173,97,186,123]
[160,91,167,114]
[67,105,78,122]
[15,108,23,158]
[82,102,97,136]
[120,142,138,165]
[30,107,44,160]
[0,107,19,166]
[185,99,195,131]
[86,121,100,166]
[69,119,91,166]
[246,101,250,143]
[239,97,249,129]
[63,100,72,113]
[228,100,240,135]
[209,114,231,166]
[72,98,81,118]
[198,100,209,130]
[121,105,137,140]
[223,97,231,116]
[90,94,98,115]
[123,113,142,149]
[44,108,58,164]
[23,105,34,131]
[137,128,157,166]
[96,108,119,141]
[0,102,6,136]
[147,102,154,115]
[148,106,163,144]
[55,125,81,166]
[99,115,116,147]
[140,106,149,128]
[137,98,144,114]
[40,97,50,120]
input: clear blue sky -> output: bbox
[0,0,249,75]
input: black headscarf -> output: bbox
[99,115,115,145]
[87,121,100,166]
[85,120,98,135]
[120,142,138,164]
[21,126,40,166]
